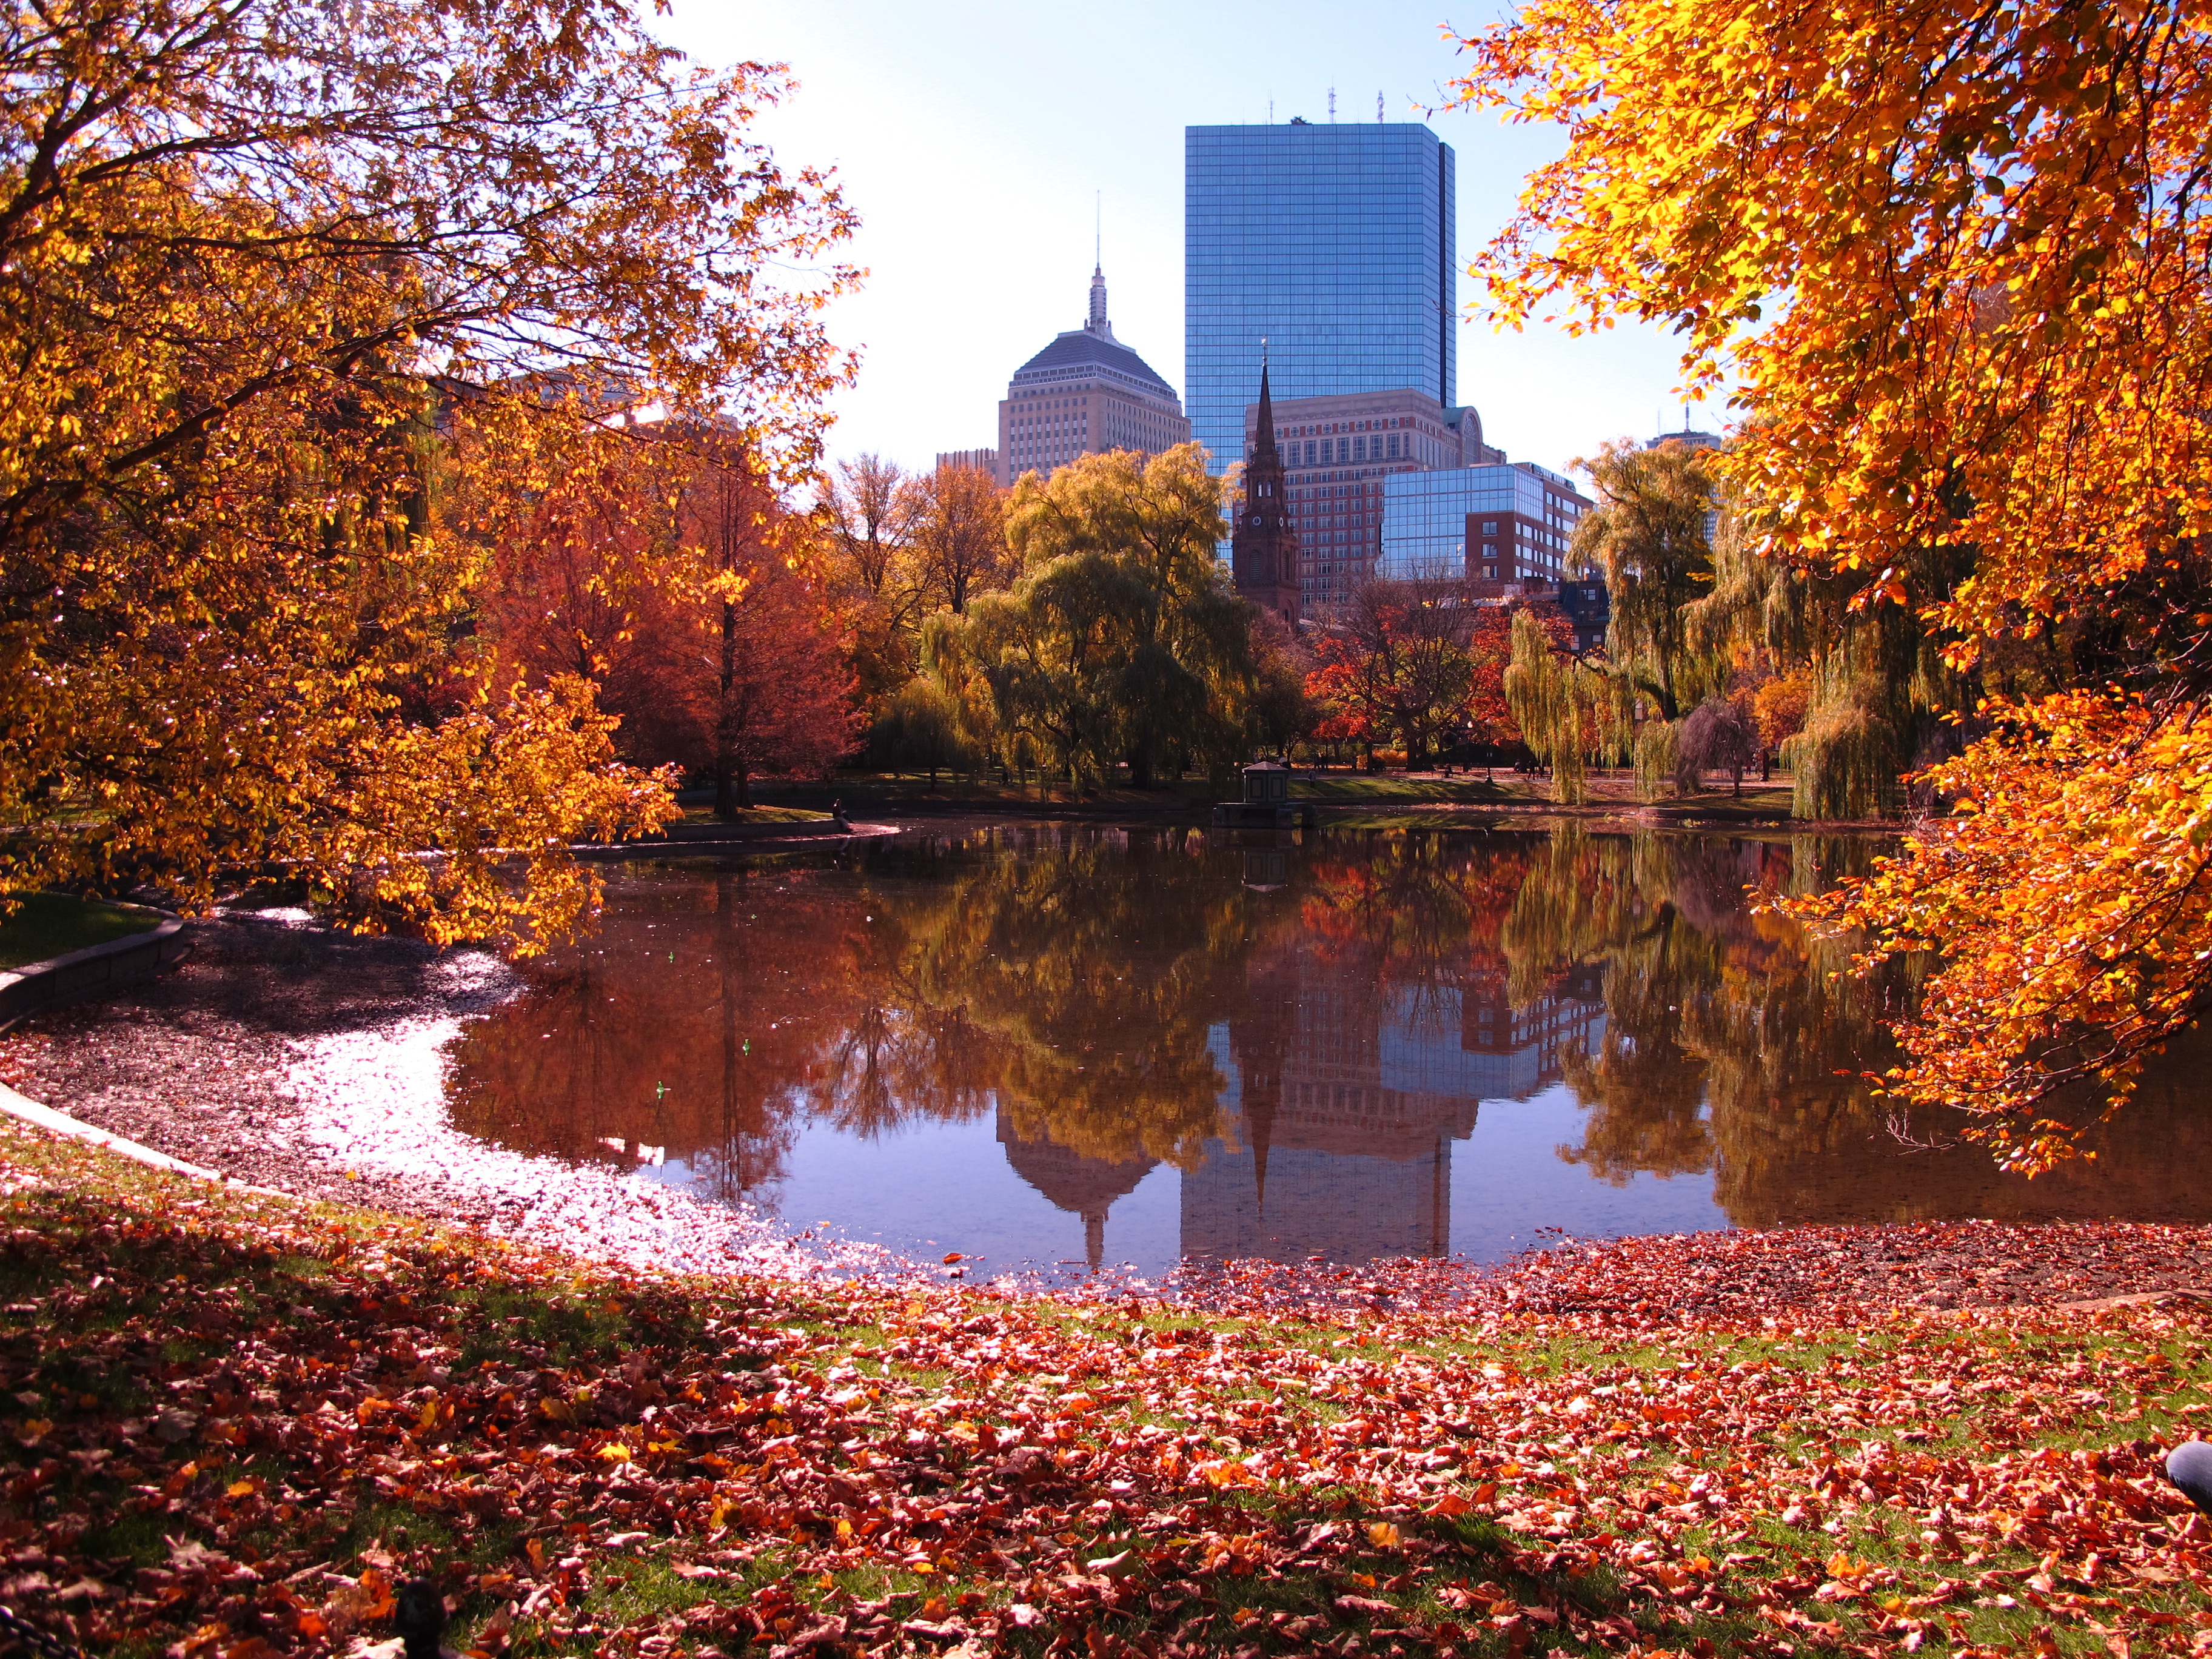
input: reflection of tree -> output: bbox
[444,866,850,1204]
[1506,831,1723,1184]
[444,830,1267,1190]
[880,831,1250,1168]
[1513,823,2212,1223]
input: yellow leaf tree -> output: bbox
[1450,0,2212,1163]
[1,0,857,950]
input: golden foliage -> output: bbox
[1,0,856,942]
[1449,0,2212,1158]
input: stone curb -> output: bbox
[0,913,192,1034]
[0,1080,288,1198]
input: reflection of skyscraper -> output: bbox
[1179,943,1605,1264]
[996,1104,1157,1269]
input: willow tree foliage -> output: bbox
[946,446,1252,789]
[1452,0,2212,1161]
[1571,440,1722,723]
[1503,608,1600,804]
[2,0,856,948]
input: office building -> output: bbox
[1558,579,1610,652]
[1186,122,1456,473]
[996,264,1189,485]
[935,448,998,475]
[1378,463,1592,587]
[1647,424,1723,454]
[1241,386,1501,608]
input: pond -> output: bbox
[439,823,2212,1281]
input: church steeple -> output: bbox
[1253,357,1281,467]
[1231,350,1302,626]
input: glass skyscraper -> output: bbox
[1185,122,1456,474]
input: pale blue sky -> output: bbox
[662,1,1719,480]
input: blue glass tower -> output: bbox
[1185,122,1456,474]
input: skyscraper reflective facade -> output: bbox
[1185,122,1456,474]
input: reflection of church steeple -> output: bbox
[995,1105,1156,1270]
[1244,1082,1276,1217]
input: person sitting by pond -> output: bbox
[830,800,853,833]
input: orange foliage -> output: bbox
[1448,0,2212,1161]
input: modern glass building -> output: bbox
[1185,122,1455,475]
[1379,464,1590,584]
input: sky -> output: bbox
[660,0,1721,483]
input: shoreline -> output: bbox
[591,796,1901,861]
[0,905,2205,1315]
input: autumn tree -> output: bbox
[1503,606,1602,803]
[1,0,855,948]
[1677,695,1756,795]
[820,454,925,708]
[675,441,859,815]
[903,464,1014,616]
[953,445,1252,789]
[1567,438,1728,796]
[1247,609,1320,757]
[1304,582,1507,769]
[1450,0,2212,1162]
[1752,671,1810,757]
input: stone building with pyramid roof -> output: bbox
[995,266,1190,485]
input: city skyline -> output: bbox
[659,0,1725,484]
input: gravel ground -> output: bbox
[0,911,518,1224]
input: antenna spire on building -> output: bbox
[1328,86,1336,122]
[1377,90,1384,123]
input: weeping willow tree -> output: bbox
[1504,608,1603,803]
[1683,474,1972,820]
[1570,438,1730,798]
[940,445,1253,789]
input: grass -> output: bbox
[0,1122,2205,1657]
[672,804,833,826]
[0,890,163,969]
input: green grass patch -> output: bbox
[0,890,163,968]
[675,805,833,826]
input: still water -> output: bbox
[442,824,2212,1279]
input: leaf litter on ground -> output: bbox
[0,1116,2206,1658]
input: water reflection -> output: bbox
[442,824,2212,1273]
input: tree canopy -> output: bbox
[3,0,856,947]
[1449,0,2212,1162]
[949,446,1252,789]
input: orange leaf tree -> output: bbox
[1449,0,2212,1161]
[1,0,856,948]
[1304,581,1510,769]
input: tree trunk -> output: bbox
[715,600,740,820]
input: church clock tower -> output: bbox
[1230,361,1301,626]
